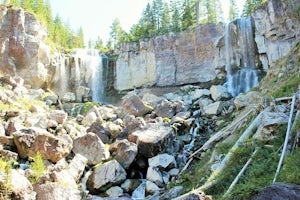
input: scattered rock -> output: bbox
[49,110,68,124]
[11,169,36,200]
[128,123,174,157]
[155,99,176,118]
[204,101,224,117]
[109,139,138,169]
[148,153,177,170]
[121,94,153,117]
[210,85,231,101]
[72,132,110,165]
[87,159,127,193]
[13,127,73,163]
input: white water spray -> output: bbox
[225,17,259,97]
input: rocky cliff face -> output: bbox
[253,0,300,71]
[115,23,225,91]
[114,0,300,92]
[0,5,52,88]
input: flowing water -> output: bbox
[70,49,105,102]
[225,17,259,97]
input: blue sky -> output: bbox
[50,0,152,45]
[50,0,245,46]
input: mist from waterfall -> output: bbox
[70,49,105,103]
[225,17,259,97]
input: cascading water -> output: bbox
[70,49,105,102]
[225,17,259,97]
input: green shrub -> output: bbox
[277,149,300,184]
[29,152,46,184]
[0,158,13,200]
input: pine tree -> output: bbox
[170,0,181,32]
[181,0,196,30]
[229,0,239,20]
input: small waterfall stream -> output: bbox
[225,17,259,97]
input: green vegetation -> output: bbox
[270,75,300,98]
[0,158,13,200]
[29,152,46,184]
[81,102,99,115]
[277,149,300,184]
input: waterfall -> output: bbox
[225,17,259,97]
[70,49,105,102]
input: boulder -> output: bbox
[13,127,73,163]
[145,180,160,195]
[233,91,262,110]
[49,110,68,124]
[34,183,84,200]
[62,92,76,103]
[87,122,111,144]
[190,89,211,101]
[121,94,153,117]
[121,179,142,193]
[257,182,300,200]
[11,169,36,200]
[160,186,185,200]
[72,132,110,165]
[105,186,123,197]
[87,159,127,193]
[204,101,224,117]
[82,112,98,127]
[210,85,231,101]
[148,153,177,170]
[142,93,164,107]
[128,123,174,157]
[123,115,146,134]
[154,99,176,118]
[146,167,164,187]
[109,139,138,169]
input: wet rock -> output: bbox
[155,99,176,118]
[87,159,127,193]
[146,167,164,187]
[49,110,68,124]
[13,127,72,163]
[72,132,110,165]
[257,182,300,200]
[121,179,142,193]
[160,186,185,200]
[109,139,138,169]
[34,183,84,200]
[148,153,177,170]
[210,85,231,101]
[128,123,174,157]
[11,169,36,200]
[121,94,153,117]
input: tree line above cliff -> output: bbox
[1,0,266,52]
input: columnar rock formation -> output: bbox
[114,0,300,93]
[115,23,225,91]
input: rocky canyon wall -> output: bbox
[0,5,52,88]
[114,0,300,92]
[115,23,225,91]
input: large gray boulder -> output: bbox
[128,123,174,157]
[11,170,36,200]
[87,160,127,194]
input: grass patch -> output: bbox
[277,149,300,184]
[270,75,300,98]
[204,124,287,199]
[81,102,100,115]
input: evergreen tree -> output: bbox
[206,0,217,23]
[20,0,35,13]
[229,0,239,20]
[109,18,125,48]
[160,2,171,34]
[181,0,196,30]
[242,0,265,16]
[170,0,181,32]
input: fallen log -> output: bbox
[223,148,258,197]
[273,94,296,183]
[188,107,255,159]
